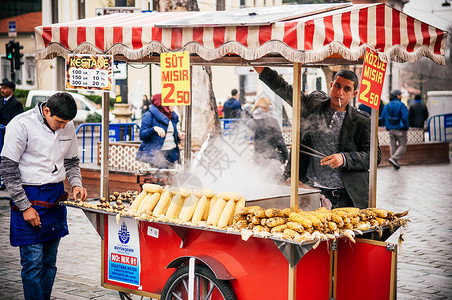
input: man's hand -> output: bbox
[178,131,185,141]
[73,186,88,202]
[23,207,41,227]
[320,153,344,169]
[154,126,166,138]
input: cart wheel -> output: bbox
[161,265,236,300]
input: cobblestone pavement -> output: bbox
[0,162,451,299]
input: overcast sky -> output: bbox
[403,0,452,30]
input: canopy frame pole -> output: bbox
[100,92,110,199]
[184,66,193,173]
[368,108,378,207]
[289,62,302,300]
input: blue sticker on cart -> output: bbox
[107,216,140,285]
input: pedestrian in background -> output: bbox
[136,94,184,169]
[380,90,410,169]
[242,97,254,120]
[0,92,87,300]
[217,101,224,119]
[247,97,288,179]
[223,89,242,118]
[0,81,23,126]
[141,94,151,115]
[409,94,429,129]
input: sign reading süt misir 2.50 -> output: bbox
[66,54,112,91]
[358,48,387,110]
[160,52,190,106]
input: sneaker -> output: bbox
[388,158,400,170]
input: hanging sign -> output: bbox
[160,51,190,106]
[66,54,112,91]
[358,48,387,110]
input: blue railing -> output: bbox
[76,123,140,163]
[428,113,452,142]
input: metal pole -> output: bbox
[100,92,110,199]
[368,108,378,208]
[289,62,302,300]
[184,66,192,172]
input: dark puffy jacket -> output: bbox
[259,67,381,208]
[136,105,180,165]
[408,101,429,128]
[223,98,242,118]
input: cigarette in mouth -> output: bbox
[339,99,341,107]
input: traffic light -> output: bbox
[14,42,23,70]
[5,41,14,61]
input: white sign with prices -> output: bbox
[66,54,112,91]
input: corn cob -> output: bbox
[207,196,217,217]
[283,228,300,239]
[207,198,226,226]
[192,196,208,223]
[153,191,172,216]
[234,197,246,215]
[288,212,313,229]
[216,192,241,201]
[166,193,184,219]
[299,212,322,228]
[252,225,265,233]
[168,187,191,198]
[129,190,148,212]
[202,197,211,220]
[287,221,305,233]
[282,208,291,217]
[233,214,247,223]
[271,224,288,233]
[327,221,338,232]
[249,215,261,225]
[235,220,249,229]
[254,208,266,218]
[217,199,236,228]
[142,183,163,193]
[179,195,199,222]
[329,212,345,227]
[368,208,389,218]
[265,208,285,218]
[240,206,261,215]
[334,207,360,217]
[136,193,153,213]
[265,217,286,228]
[143,192,161,215]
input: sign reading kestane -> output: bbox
[160,52,191,106]
[66,54,112,91]
[358,48,387,110]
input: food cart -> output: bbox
[34,3,447,299]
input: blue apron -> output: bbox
[10,182,69,247]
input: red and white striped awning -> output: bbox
[35,3,448,65]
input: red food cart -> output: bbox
[35,3,447,299]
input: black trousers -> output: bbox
[320,188,354,209]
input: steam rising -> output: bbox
[191,121,289,199]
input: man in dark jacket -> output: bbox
[380,90,409,169]
[223,89,242,118]
[0,81,23,126]
[409,94,429,128]
[255,67,381,209]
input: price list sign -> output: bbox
[66,54,112,91]
[358,48,387,110]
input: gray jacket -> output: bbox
[259,67,381,208]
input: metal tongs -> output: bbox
[300,144,327,159]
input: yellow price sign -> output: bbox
[160,52,191,106]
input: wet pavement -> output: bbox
[0,160,451,299]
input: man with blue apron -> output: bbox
[0,92,87,300]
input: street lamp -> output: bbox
[441,0,451,7]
